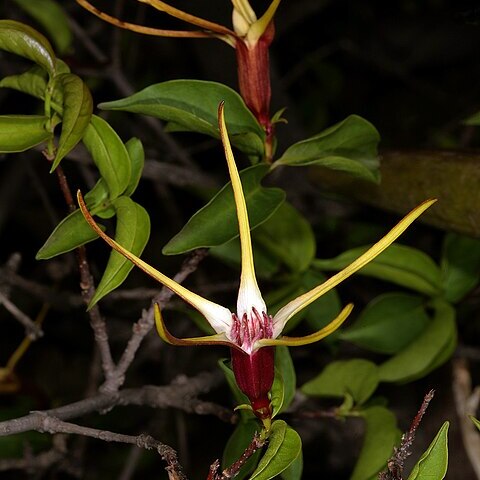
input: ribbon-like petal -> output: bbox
[154,304,240,349]
[77,191,233,335]
[218,102,266,319]
[257,303,353,348]
[272,199,437,335]
[137,0,235,37]
[247,0,281,44]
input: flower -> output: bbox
[78,102,435,423]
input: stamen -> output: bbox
[230,307,274,353]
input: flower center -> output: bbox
[230,307,273,353]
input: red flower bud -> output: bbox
[235,21,275,130]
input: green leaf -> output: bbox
[0,115,50,152]
[123,137,145,197]
[250,420,302,480]
[275,347,296,412]
[82,115,132,199]
[84,178,110,209]
[88,197,151,307]
[223,420,261,480]
[0,65,47,99]
[378,299,456,383]
[12,0,73,54]
[0,60,69,110]
[407,422,449,480]
[340,293,430,354]
[162,164,285,255]
[211,235,281,279]
[36,209,105,260]
[99,80,265,156]
[270,369,285,418]
[273,115,380,182]
[441,233,480,303]
[264,270,341,334]
[0,20,56,77]
[314,244,442,296]
[464,111,480,126]
[350,407,399,480]
[51,74,93,171]
[301,270,342,331]
[301,359,379,405]
[280,449,303,480]
[253,201,316,272]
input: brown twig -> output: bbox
[53,165,117,385]
[210,433,265,480]
[0,371,231,437]
[100,248,209,393]
[379,390,435,480]
[11,412,187,480]
[452,358,480,479]
[0,434,68,473]
[0,291,43,339]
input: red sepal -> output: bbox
[231,346,274,420]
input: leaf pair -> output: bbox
[0,20,92,167]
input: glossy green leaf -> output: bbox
[99,80,265,155]
[250,420,302,480]
[84,178,110,209]
[0,115,50,152]
[36,209,105,260]
[264,270,341,334]
[123,137,145,197]
[89,197,151,307]
[464,111,480,126]
[12,0,73,54]
[0,20,56,76]
[280,449,303,480]
[301,270,342,331]
[273,115,380,182]
[407,422,449,480]
[223,420,261,480]
[163,165,285,255]
[0,60,69,111]
[211,235,281,279]
[351,407,399,480]
[301,359,379,405]
[314,244,442,296]
[253,201,316,272]
[82,115,132,199]
[51,74,93,171]
[441,233,480,303]
[275,347,296,412]
[340,293,430,354]
[0,65,47,99]
[271,369,285,418]
[378,299,456,383]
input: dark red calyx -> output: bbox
[230,346,274,420]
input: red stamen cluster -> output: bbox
[230,307,273,353]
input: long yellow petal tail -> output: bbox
[77,190,232,333]
[258,303,353,349]
[154,304,238,348]
[218,102,265,316]
[273,199,437,332]
[138,0,235,38]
